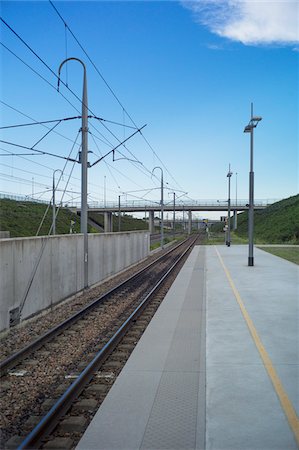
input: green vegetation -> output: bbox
[0,199,94,237]
[204,231,247,245]
[258,247,299,265]
[235,194,299,244]
[0,199,149,237]
[210,194,299,245]
[150,237,176,251]
[88,212,148,232]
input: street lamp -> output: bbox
[152,166,164,249]
[244,103,262,266]
[226,164,233,246]
[234,172,238,230]
[58,57,89,287]
[52,169,63,235]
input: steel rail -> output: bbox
[0,236,194,375]
[17,235,197,449]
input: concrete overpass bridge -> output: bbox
[73,199,276,234]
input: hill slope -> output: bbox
[88,212,148,232]
[0,199,149,237]
[0,199,87,237]
[235,194,299,244]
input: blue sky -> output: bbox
[0,1,298,219]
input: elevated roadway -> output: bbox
[75,199,273,214]
[72,199,276,234]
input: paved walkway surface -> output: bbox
[77,245,299,450]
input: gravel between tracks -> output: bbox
[0,246,172,361]
[0,238,196,446]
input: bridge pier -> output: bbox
[188,210,192,235]
[233,210,238,230]
[104,212,113,233]
[149,210,155,234]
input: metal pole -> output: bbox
[118,195,121,232]
[234,172,238,230]
[52,174,56,235]
[152,167,164,249]
[244,103,261,266]
[248,104,254,266]
[228,170,231,246]
[173,192,175,239]
[58,58,88,288]
[52,169,62,235]
[104,176,106,207]
[161,170,164,249]
[226,164,232,246]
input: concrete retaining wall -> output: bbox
[0,231,149,332]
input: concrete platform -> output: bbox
[77,245,299,450]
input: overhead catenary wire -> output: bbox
[0,116,81,129]
[35,130,80,235]
[1,19,167,189]
[0,146,103,194]
[48,1,185,191]
[1,17,136,149]
[89,133,121,191]
[2,10,186,204]
[0,139,79,163]
[0,100,82,148]
[0,41,82,114]
[0,41,136,158]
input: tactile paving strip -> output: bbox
[140,250,206,449]
[140,372,199,449]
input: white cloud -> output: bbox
[183,0,299,45]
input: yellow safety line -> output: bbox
[215,246,299,446]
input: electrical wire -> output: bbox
[0,100,81,148]
[0,41,82,113]
[35,131,80,235]
[0,139,79,163]
[48,0,185,191]
[89,133,121,191]
[0,116,81,129]
[1,10,186,202]
[1,21,164,186]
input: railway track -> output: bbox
[1,235,199,449]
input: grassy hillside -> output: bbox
[0,199,92,237]
[235,194,299,244]
[89,212,148,232]
[0,199,148,237]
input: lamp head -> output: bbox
[252,116,262,122]
[244,125,252,133]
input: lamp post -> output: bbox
[118,194,121,232]
[52,169,63,235]
[58,57,89,287]
[226,164,233,246]
[234,172,238,230]
[244,103,262,266]
[152,166,164,249]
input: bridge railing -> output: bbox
[0,193,280,209]
[81,199,279,209]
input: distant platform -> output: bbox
[77,245,299,450]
